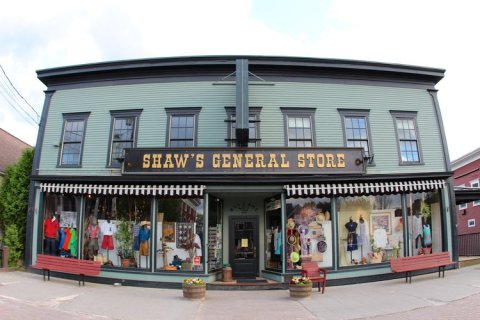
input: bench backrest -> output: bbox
[390,252,452,272]
[35,254,101,275]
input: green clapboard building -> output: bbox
[26,56,456,286]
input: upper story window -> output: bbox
[281,108,316,147]
[391,111,422,164]
[339,109,373,164]
[166,108,201,147]
[470,179,480,206]
[225,107,261,147]
[59,113,89,167]
[108,110,141,167]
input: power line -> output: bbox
[0,88,38,127]
[0,64,40,127]
[0,65,40,119]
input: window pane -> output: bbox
[303,117,311,128]
[296,128,304,139]
[285,197,332,269]
[338,194,403,267]
[288,118,296,128]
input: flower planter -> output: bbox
[289,283,312,298]
[182,284,206,299]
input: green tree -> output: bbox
[0,148,34,267]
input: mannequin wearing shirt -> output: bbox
[100,219,116,250]
[138,221,151,268]
[86,216,100,259]
[345,218,358,251]
[44,213,59,255]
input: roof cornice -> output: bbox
[37,55,445,87]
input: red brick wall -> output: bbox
[454,158,480,235]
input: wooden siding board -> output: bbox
[38,81,446,176]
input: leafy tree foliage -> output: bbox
[0,148,34,266]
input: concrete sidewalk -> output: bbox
[1,266,480,320]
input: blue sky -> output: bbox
[1,0,479,161]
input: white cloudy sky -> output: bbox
[0,0,478,161]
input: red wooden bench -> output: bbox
[32,254,101,286]
[390,251,456,283]
[301,261,327,293]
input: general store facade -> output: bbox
[26,56,457,285]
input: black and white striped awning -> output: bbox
[40,183,206,197]
[284,179,445,197]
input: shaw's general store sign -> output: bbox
[122,148,365,175]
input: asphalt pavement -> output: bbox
[1,265,480,320]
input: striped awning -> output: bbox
[40,183,206,197]
[284,179,445,197]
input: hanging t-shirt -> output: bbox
[88,224,100,239]
[100,221,117,236]
[69,228,78,257]
[412,215,423,239]
[357,220,369,246]
[423,224,432,246]
[373,228,388,248]
[62,228,72,251]
[275,232,282,255]
[59,228,66,250]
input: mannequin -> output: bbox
[345,218,358,250]
[86,216,100,259]
[100,217,116,261]
[345,217,358,263]
[412,211,423,249]
[138,221,151,268]
[357,215,369,258]
[44,213,59,255]
[422,221,432,248]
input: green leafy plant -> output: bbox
[115,219,134,259]
[0,148,33,267]
[183,277,205,286]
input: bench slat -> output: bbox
[390,252,455,283]
[32,254,101,277]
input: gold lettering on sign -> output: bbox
[152,154,162,168]
[233,154,243,168]
[222,154,231,168]
[280,154,290,168]
[212,154,220,168]
[244,154,254,168]
[255,154,266,168]
[337,153,345,168]
[316,154,325,167]
[195,154,204,168]
[297,154,305,168]
[143,154,151,168]
[326,154,336,168]
[267,153,278,168]
[174,154,189,168]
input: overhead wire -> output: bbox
[0,64,40,127]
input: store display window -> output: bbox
[208,196,223,271]
[406,191,442,256]
[265,196,282,271]
[155,198,204,272]
[83,195,151,269]
[338,194,403,267]
[285,197,332,271]
[40,194,81,257]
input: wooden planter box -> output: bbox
[183,284,206,299]
[289,283,312,298]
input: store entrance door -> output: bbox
[229,216,259,278]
